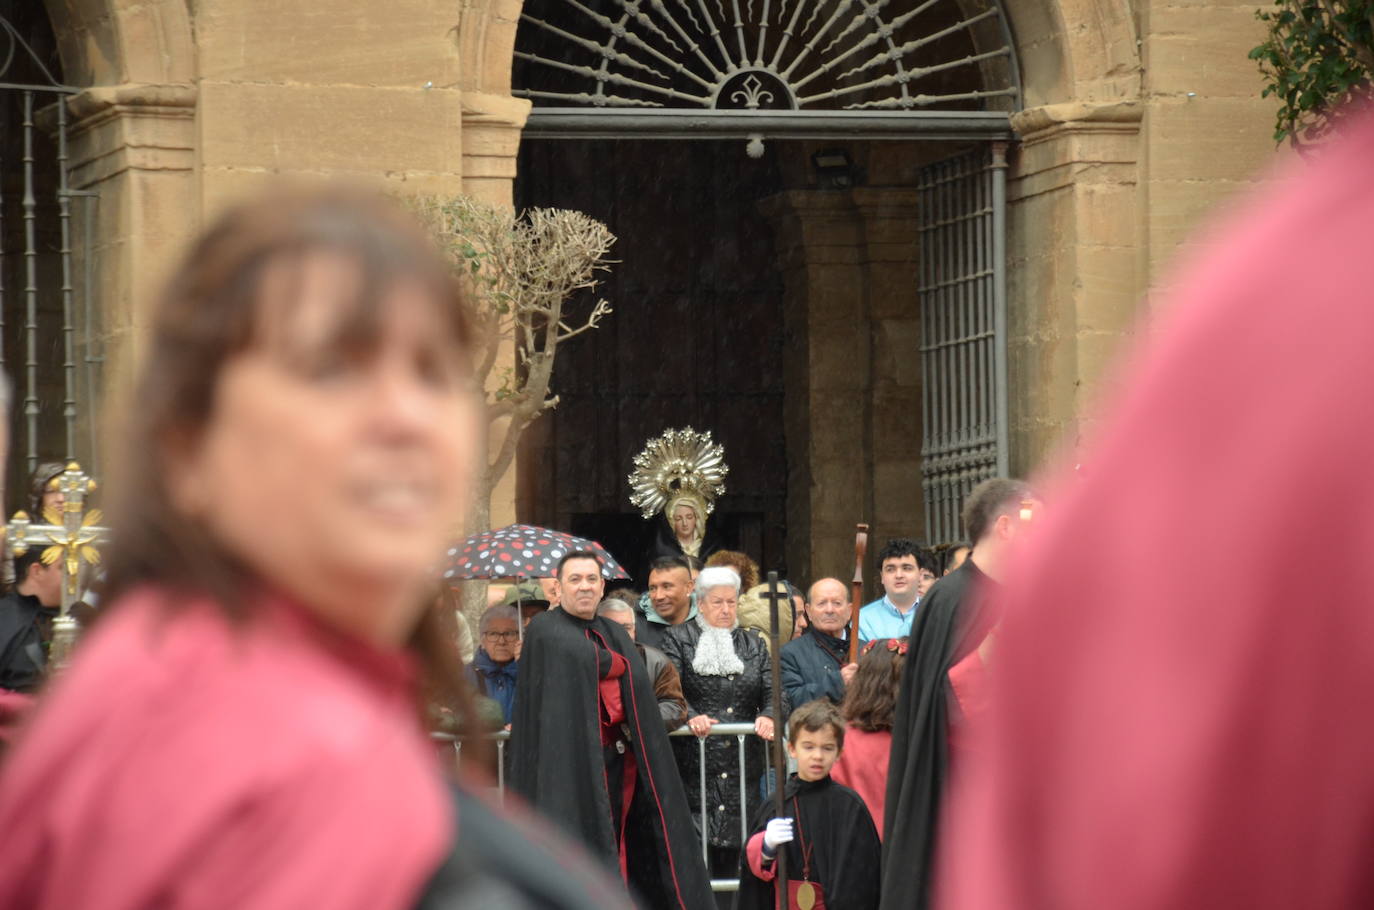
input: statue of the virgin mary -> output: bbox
[628,428,729,564]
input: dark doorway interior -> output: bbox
[516,139,787,586]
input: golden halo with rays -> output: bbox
[627,427,729,520]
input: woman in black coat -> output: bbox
[659,566,784,885]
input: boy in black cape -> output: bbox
[736,700,881,910]
[509,551,713,910]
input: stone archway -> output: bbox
[497,0,1147,554]
[1002,0,1140,106]
[45,0,196,86]
[458,0,531,205]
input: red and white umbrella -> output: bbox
[444,523,630,582]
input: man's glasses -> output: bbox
[483,631,519,642]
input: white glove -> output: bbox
[763,817,794,851]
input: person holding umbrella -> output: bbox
[446,523,630,644]
[501,579,552,630]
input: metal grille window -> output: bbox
[1,12,102,480]
[918,145,1008,544]
[514,0,1020,113]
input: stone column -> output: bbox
[1006,101,1142,473]
[65,83,199,413]
[759,191,870,584]
[461,91,529,207]
[852,188,922,548]
[461,90,529,530]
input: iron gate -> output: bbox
[1,11,102,481]
[918,143,1008,544]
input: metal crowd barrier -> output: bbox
[434,722,770,894]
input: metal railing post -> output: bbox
[699,735,708,864]
[737,733,747,849]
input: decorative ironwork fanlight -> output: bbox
[514,0,1019,112]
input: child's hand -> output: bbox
[764,817,795,850]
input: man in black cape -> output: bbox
[737,701,881,910]
[509,550,713,910]
[879,479,1037,910]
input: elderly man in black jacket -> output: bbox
[780,577,859,708]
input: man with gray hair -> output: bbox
[467,604,520,725]
[780,576,858,708]
[598,598,688,732]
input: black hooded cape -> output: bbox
[878,559,998,910]
[735,775,882,910]
[508,606,713,910]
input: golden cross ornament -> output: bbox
[5,462,110,668]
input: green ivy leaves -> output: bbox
[1250,0,1374,146]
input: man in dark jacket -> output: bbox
[780,577,859,708]
[0,549,64,694]
[467,605,519,725]
[598,597,688,732]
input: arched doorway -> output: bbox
[513,0,1022,580]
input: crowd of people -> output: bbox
[487,478,1036,910]
[0,396,1031,910]
[1,106,1365,910]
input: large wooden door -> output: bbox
[516,139,788,583]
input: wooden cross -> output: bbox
[759,571,790,908]
[6,462,111,668]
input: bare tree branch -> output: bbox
[407,194,617,532]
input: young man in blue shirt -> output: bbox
[857,538,938,644]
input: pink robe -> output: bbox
[0,587,450,910]
[940,106,1374,909]
[945,646,988,769]
[830,726,891,839]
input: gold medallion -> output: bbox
[796,881,816,910]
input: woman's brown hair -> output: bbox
[841,638,908,732]
[98,184,481,753]
[705,549,760,591]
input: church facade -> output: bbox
[1,0,1276,581]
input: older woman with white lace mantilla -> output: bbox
[659,566,784,887]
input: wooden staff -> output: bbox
[848,524,870,663]
[764,571,789,908]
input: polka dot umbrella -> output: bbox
[444,523,630,582]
